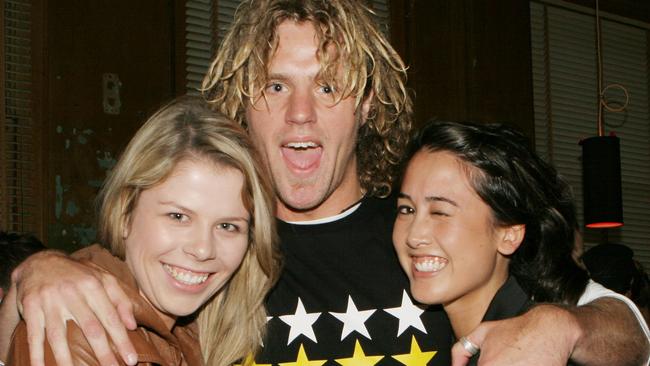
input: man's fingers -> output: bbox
[94,273,138,364]
[451,340,472,366]
[103,273,136,330]
[451,325,489,366]
[71,308,119,366]
[13,251,136,365]
[22,293,47,366]
[68,278,129,366]
[84,305,136,366]
[116,301,137,330]
[43,320,74,366]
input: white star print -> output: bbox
[384,290,427,336]
[279,298,322,345]
[329,296,377,340]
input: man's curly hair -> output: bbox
[202,0,413,197]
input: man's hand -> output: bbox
[12,250,138,366]
[451,304,574,366]
[452,299,649,366]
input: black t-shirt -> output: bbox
[257,196,452,365]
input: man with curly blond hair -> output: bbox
[4,1,648,365]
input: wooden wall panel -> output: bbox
[391,0,535,138]
[43,0,176,251]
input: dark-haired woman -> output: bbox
[393,121,650,365]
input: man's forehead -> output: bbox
[267,20,344,76]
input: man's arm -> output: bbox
[0,283,20,363]
[570,297,648,365]
[4,250,138,366]
[452,298,650,366]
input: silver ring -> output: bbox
[460,336,480,356]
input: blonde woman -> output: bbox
[7,97,280,366]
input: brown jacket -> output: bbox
[8,245,204,366]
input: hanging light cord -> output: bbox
[595,0,629,137]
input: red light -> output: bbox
[585,222,623,228]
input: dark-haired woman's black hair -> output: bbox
[404,120,589,305]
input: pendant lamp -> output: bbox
[580,0,628,229]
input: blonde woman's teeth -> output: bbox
[163,263,209,285]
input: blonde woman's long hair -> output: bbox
[96,96,280,366]
[202,0,413,197]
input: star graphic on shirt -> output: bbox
[279,344,327,366]
[279,298,322,344]
[391,335,438,366]
[384,290,427,336]
[330,295,377,340]
[334,339,384,366]
[234,355,271,366]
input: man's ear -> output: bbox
[359,90,374,125]
[497,224,525,256]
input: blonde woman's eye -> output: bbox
[169,213,188,222]
[220,223,239,232]
[321,85,333,94]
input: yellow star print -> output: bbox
[391,335,437,366]
[279,344,327,366]
[334,340,384,366]
[233,354,271,366]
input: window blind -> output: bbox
[2,0,37,233]
[530,1,650,268]
[185,0,216,95]
[213,0,392,46]
[187,0,391,93]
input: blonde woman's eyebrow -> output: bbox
[158,201,194,214]
[219,216,251,224]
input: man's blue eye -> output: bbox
[268,83,283,92]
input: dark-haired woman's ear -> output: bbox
[497,224,525,256]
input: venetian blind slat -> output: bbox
[2,0,36,233]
